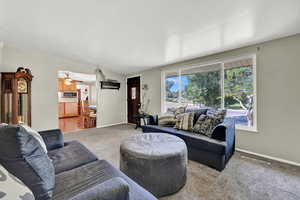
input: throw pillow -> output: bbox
[167,106,187,116]
[173,106,187,116]
[193,110,227,137]
[21,124,48,153]
[0,123,8,127]
[207,109,227,124]
[174,112,194,131]
[0,165,34,200]
[158,114,177,127]
[0,125,55,200]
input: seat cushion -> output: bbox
[48,141,98,174]
[53,160,157,200]
[175,130,226,155]
[142,125,226,155]
[0,125,55,200]
[142,125,179,135]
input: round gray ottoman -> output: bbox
[120,133,187,197]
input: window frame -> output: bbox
[161,54,257,132]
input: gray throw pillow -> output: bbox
[21,124,48,153]
[0,125,55,200]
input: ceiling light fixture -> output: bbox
[64,72,72,85]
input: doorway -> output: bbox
[57,71,97,132]
[127,76,141,124]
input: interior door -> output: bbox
[127,77,141,124]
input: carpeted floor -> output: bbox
[64,124,300,200]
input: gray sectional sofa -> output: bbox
[0,125,157,200]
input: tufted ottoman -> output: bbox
[120,133,187,197]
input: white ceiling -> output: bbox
[1,0,300,74]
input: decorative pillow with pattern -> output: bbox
[207,109,227,124]
[174,112,194,131]
[167,106,187,116]
[193,110,226,137]
[158,114,177,127]
[174,106,187,116]
[0,165,34,200]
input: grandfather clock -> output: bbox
[1,67,33,126]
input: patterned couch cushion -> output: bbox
[158,114,177,127]
[174,112,194,131]
[167,106,187,116]
[193,110,227,137]
[0,165,34,200]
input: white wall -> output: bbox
[127,34,300,164]
[0,44,126,130]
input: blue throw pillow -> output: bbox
[0,125,55,200]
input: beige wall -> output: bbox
[0,45,126,130]
[97,69,127,127]
[128,34,300,164]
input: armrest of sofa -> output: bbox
[38,129,64,151]
[147,114,159,125]
[211,119,235,155]
[70,177,129,200]
[211,119,235,141]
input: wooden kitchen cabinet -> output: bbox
[65,102,78,116]
[59,102,78,118]
[58,78,77,91]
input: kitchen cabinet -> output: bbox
[58,78,77,91]
[59,102,78,118]
[65,102,78,116]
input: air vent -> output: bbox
[100,81,120,90]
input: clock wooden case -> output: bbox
[1,67,33,126]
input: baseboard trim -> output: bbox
[236,148,300,167]
[97,122,127,128]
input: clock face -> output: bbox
[17,79,28,93]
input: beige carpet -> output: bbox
[64,124,300,200]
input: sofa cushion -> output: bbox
[175,129,226,155]
[0,125,55,200]
[174,112,194,131]
[167,106,187,116]
[0,164,35,200]
[48,141,98,174]
[21,124,48,153]
[142,125,179,135]
[69,177,129,200]
[39,129,64,151]
[158,114,177,127]
[142,125,226,155]
[193,110,227,137]
[191,108,209,125]
[53,160,157,200]
[207,109,227,124]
